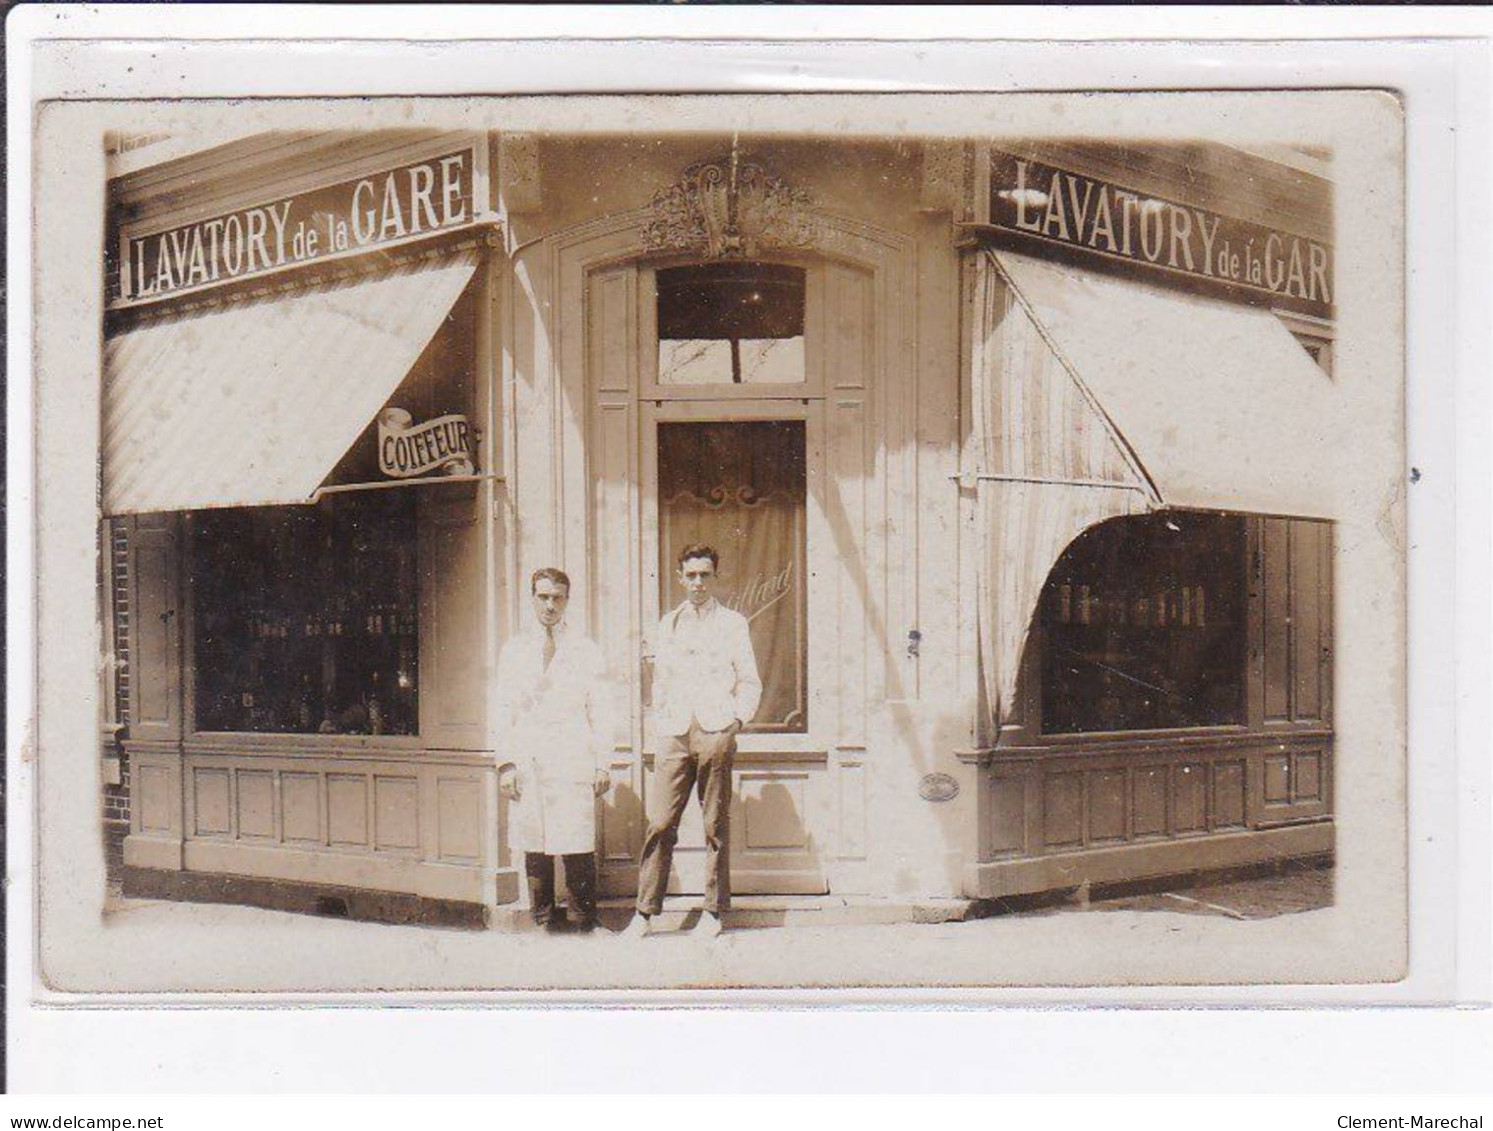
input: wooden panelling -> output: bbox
[1172,763,1207,833]
[982,734,1333,868]
[419,497,486,750]
[1132,766,1168,838]
[436,776,481,862]
[588,266,642,884]
[589,268,635,394]
[828,263,872,390]
[1257,516,1333,729]
[1262,517,1291,722]
[236,770,276,839]
[1295,752,1323,803]
[1213,760,1246,829]
[599,759,640,863]
[740,772,810,851]
[989,772,1028,856]
[593,399,635,747]
[832,396,869,743]
[1043,771,1084,848]
[193,768,231,836]
[128,515,181,741]
[136,763,173,833]
[1293,521,1332,724]
[168,751,515,906]
[1264,755,1292,805]
[281,772,321,843]
[1088,770,1127,844]
[374,775,420,852]
[327,774,369,847]
[837,758,868,860]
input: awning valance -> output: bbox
[102,250,479,516]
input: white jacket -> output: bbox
[495,622,612,855]
[650,599,762,737]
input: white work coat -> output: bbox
[495,622,612,856]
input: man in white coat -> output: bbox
[497,568,613,933]
[624,543,761,939]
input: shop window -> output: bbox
[657,420,807,732]
[190,493,419,736]
[656,263,806,385]
[1039,512,1246,735]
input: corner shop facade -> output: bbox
[101,129,1337,919]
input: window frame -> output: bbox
[638,255,827,402]
[180,500,426,752]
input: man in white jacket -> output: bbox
[497,568,612,933]
[624,544,762,938]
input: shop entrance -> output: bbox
[642,413,823,895]
[583,251,884,899]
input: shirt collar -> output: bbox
[675,597,719,621]
[535,617,568,639]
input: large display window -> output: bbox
[189,492,419,736]
[1038,511,1247,735]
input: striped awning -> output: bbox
[102,250,478,516]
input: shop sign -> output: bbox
[988,150,1333,320]
[377,408,474,479]
[122,148,476,301]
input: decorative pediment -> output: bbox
[642,149,815,259]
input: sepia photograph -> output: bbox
[29,88,1407,995]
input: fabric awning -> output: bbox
[989,249,1342,519]
[102,250,479,516]
[970,250,1342,735]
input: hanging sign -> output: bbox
[121,147,477,301]
[377,409,474,479]
[987,150,1334,320]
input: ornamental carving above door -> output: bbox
[642,149,816,260]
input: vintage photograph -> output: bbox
[35,91,1405,992]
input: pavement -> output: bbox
[79,862,1349,997]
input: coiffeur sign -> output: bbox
[988,150,1334,320]
[121,148,476,301]
[378,409,474,479]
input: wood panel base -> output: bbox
[964,820,1333,899]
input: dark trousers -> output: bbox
[636,722,735,916]
[525,851,598,927]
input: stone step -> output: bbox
[489,895,984,933]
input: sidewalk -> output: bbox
[85,861,1343,996]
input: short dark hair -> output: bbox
[531,567,571,595]
[677,543,719,571]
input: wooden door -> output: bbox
[586,255,879,898]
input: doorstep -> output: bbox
[488,895,986,933]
